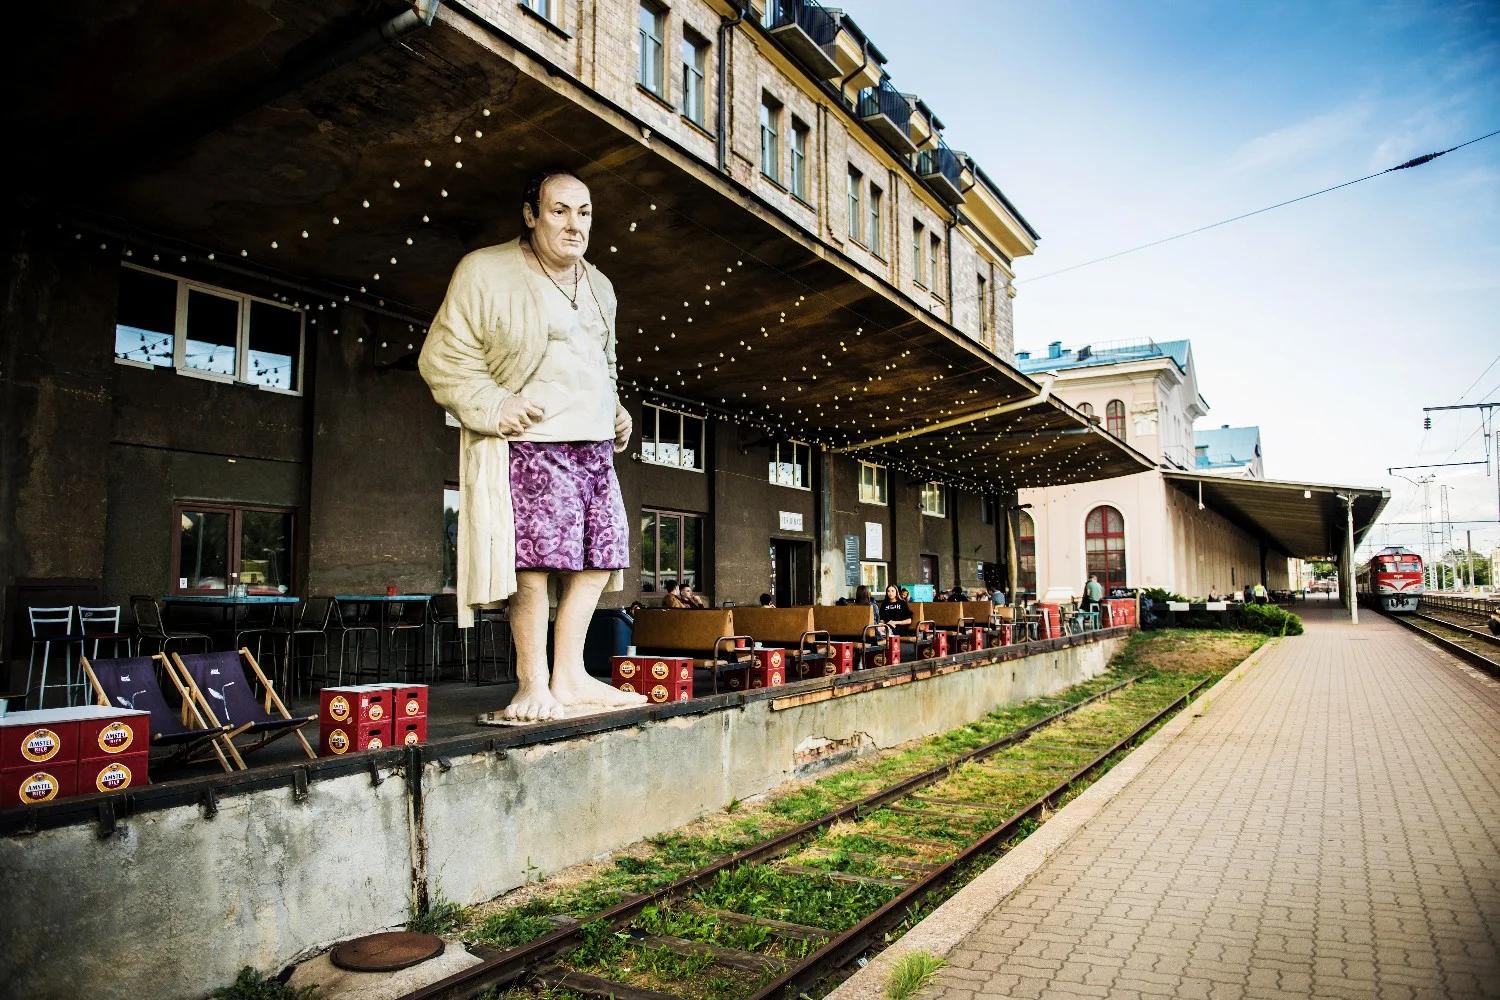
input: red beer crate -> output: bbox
[967,626,988,651]
[2,766,78,807]
[917,630,948,660]
[613,655,693,703]
[722,650,787,691]
[828,641,856,674]
[1035,604,1063,640]
[79,752,150,795]
[396,717,428,747]
[1,708,84,771]
[320,719,393,756]
[383,684,429,720]
[320,685,393,727]
[863,634,902,669]
[79,709,150,761]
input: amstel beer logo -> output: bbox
[678,665,690,681]
[22,728,60,763]
[367,701,385,721]
[98,721,134,754]
[651,661,669,680]
[404,729,421,746]
[768,651,784,667]
[617,660,637,678]
[367,735,385,751]
[96,762,134,792]
[21,772,59,803]
[650,684,669,703]
[618,681,636,693]
[404,697,420,717]
[328,695,351,722]
[327,728,351,755]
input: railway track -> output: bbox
[1382,609,1500,678]
[403,673,1211,1000]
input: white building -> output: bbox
[1014,339,1293,599]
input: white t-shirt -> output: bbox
[517,268,616,443]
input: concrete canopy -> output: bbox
[11,0,1151,492]
[1163,472,1390,560]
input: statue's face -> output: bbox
[525,175,591,263]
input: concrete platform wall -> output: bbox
[1,635,1123,1000]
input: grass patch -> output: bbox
[693,864,897,931]
[408,896,465,935]
[884,950,946,1000]
[212,968,319,1000]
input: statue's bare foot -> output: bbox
[552,673,648,709]
[500,687,567,722]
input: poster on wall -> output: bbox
[864,521,883,561]
[844,535,860,586]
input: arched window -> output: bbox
[1016,510,1037,598]
[1078,402,1094,420]
[1085,505,1126,591]
[1105,399,1125,439]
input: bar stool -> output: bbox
[428,594,470,681]
[79,605,135,658]
[328,598,378,685]
[383,598,427,682]
[283,597,332,695]
[130,596,213,656]
[27,606,87,708]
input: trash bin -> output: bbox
[584,608,634,677]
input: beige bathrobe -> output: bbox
[419,238,624,627]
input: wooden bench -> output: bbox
[809,604,895,668]
[729,606,829,679]
[631,609,750,693]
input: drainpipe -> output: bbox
[837,35,870,109]
[716,2,747,172]
[944,216,955,322]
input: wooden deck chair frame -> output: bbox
[81,653,236,773]
[169,648,316,770]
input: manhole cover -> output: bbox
[330,931,445,972]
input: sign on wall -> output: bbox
[778,510,803,532]
[865,521,883,560]
[844,535,860,586]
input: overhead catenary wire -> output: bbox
[1018,128,1500,285]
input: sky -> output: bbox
[845,0,1500,561]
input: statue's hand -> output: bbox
[613,404,633,453]
[497,396,545,437]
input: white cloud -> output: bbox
[1228,101,1375,173]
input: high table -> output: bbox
[161,595,298,651]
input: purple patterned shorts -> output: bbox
[509,441,629,572]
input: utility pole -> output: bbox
[1467,529,1474,595]
[1422,400,1500,541]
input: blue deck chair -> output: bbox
[81,654,234,772]
[170,649,316,770]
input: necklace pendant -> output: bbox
[571,301,579,310]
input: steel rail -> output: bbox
[744,676,1212,1000]
[1381,611,1500,679]
[400,676,1142,1000]
[1412,612,1500,649]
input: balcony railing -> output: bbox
[763,0,840,78]
[916,140,963,202]
[856,78,915,153]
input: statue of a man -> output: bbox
[419,169,646,721]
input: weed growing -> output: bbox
[884,950,946,1000]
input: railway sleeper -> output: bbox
[678,902,832,942]
[798,849,940,875]
[774,862,912,890]
[534,964,686,1000]
[625,932,782,973]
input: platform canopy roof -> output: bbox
[7,0,1153,495]
[1163,472,1390,560]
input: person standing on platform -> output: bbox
[419,168,643,722]
[1253,582,1268,605]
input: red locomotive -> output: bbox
[1356,546,1423,613]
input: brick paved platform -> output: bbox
[834,605,1500,1000]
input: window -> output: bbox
[682,30,708,126]
[759,93,782,182]
[921,482,947,518]
[860,561,888,593]
[1085,505,1127,592]
[847,166,863,244]
[115,264,304,394]
[981,496,998,525]
[978,273,991,332]
[442,487,460,593]
[1016,510,1037,598]
[641,509,704,593]
[172,501,293,595]
[868,184,883,256]
[640,403,706,471]
[1079,402,1094,420]
[521,0,554,20]
[912,220,926,287]
[858,461,887,505]
[769,441,812,489]
[789,118,810,201]
[929,234,943,294]
[638,2,665,96]
[1105,399,1126,439]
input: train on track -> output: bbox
[1356,546,1424,613]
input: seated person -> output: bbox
[948,585,967,603]
[758,592,774,608]
[878,584,914,633]
[681,582,707,609]
[662,580,689,609]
